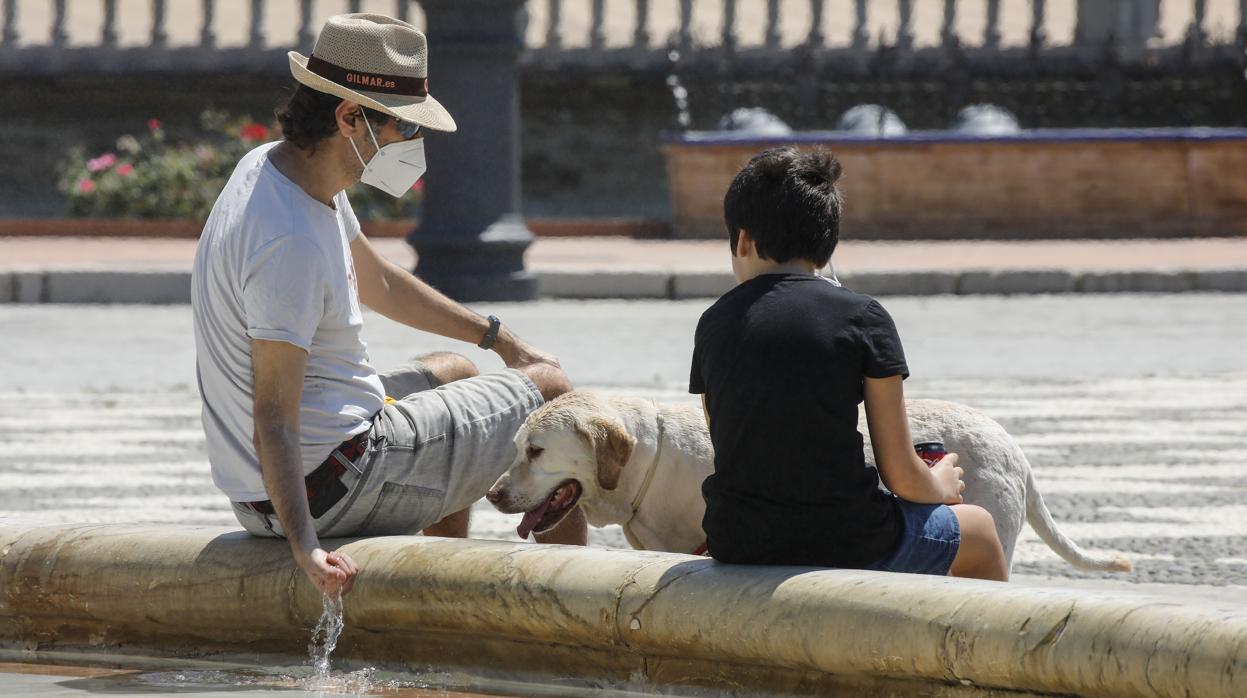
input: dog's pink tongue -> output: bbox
[517,499,552,540]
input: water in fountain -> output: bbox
[952,104,1021,135]
[717,107,792,136]
[836,105,908,136]
[666,50,692,130]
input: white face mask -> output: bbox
[349,113,426,198]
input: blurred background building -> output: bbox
[1,1,1244,225]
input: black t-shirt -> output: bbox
[689,273,908,567]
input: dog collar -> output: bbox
[621,408,664,551]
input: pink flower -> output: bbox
[77,178,96,193]
[412,179,425,192]
[116,163,134,177]
[240,123,269,142]
[87,153,117,172]
[147,118,162,131]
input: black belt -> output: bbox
[243,431,369,519]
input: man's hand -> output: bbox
[298,548,359,596]
[494,328,561,370]
[931,453,966,505]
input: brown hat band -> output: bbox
[306,55,429,97]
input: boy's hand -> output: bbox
[932,453,965,505]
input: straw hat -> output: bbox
[288,13,456,132]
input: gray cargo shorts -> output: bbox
[232,357,544,538]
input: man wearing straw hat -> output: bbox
[191,14,584,597]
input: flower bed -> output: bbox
[58,111,421,224]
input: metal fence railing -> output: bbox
[0,1,1244,73]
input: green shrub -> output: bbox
[57,111,421,222]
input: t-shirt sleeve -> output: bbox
[689,315,707,395]
[240,234,326,352]
[856,298,910,380]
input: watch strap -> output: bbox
[478,315,502,350]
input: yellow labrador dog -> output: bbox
[487,391,1131,574]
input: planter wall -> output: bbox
[663,128,1247,240]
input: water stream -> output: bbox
[665,50,692,131]
[309,591,346,682]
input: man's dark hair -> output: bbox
[723,146,843,267]
[275,84,392,152]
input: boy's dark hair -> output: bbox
[723,146,843,267]
[275,84,392,153]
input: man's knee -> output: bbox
[518,362,572,403]
[417,352,479,385]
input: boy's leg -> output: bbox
[948,504,1009,581]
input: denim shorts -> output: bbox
[233,358,544,539]
[864,499,961,576]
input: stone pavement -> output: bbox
[1,297,1244,600]
[3,236,1246,302]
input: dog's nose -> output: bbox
[485,487,503,504]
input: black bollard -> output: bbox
[409,0,536,302]
[1074,0,1160,53]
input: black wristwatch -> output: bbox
[478,314,502,350]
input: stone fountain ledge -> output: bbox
[0,522,1243,697]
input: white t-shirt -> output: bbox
[191,142,385,501]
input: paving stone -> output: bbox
[1193,269,1247,292]
[671,272,735,299]
[1077,271,1195,293]
[840,271,959,296]
[44,270,191,304]
[13,272,44,303]
[958,269,1077,295]
[537,271,669,299]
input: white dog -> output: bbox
[487,391,1132,574]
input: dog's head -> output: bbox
[487,391,636,539]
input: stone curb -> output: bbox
[1,522,1244,697]
[2,267,1246,303]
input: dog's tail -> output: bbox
[1024,467,1133,573]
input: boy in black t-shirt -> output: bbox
[689,147,1007,580]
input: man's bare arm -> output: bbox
[251,339,358,595]
[350,233,553,368]
[863,375,964,505]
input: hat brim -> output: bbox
[289,52,457,133]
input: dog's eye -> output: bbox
[527,446,544,460]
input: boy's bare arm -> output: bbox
[863,375,964,505]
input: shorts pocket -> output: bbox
[357,482,444,536]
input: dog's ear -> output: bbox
[578,416,636,491]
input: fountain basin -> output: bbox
[663,128,1247,240]
[2,521,1246,696]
